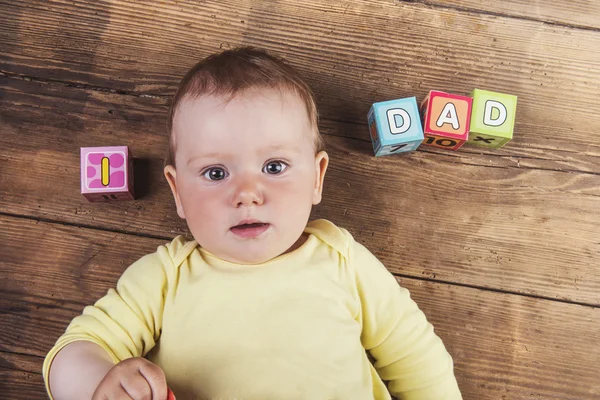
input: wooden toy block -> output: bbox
[367,97,424,157]
[467,89,518,149]
[80,146,135,202]
[420,90,473,151]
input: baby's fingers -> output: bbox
[93,384,134,400]
[121,373,154,399]
[136,359,168,400]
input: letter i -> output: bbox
[101,157,110,186]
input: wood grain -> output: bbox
[1,215,599,400]
[2,1,600,398]
[1,0,599,170]
[408,0,600,30]
[1,76,599,305]
[2,75,599,175]
[0,352,46,399]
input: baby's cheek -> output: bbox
[192,196,219,220]
[181,188,220,222]
[277,174,313,195]
[276,183,313,213]
[186,204,222,244]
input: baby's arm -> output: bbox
[43,246,175,399]
[350,240,462,399]
[48,341,114,399]
[49,341,169,400]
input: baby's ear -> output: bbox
[312,151,329,205]
[164,165,186,219]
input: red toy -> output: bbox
[420,90,473,151]
[167,387,176,400]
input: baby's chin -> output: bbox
[196,236,293,265]
[209,246,288,265]
[193,226,307,265]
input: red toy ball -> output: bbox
[167,388,176,400]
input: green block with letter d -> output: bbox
[467,89,517,149]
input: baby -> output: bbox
[43,47,462,400]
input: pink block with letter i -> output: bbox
[80,146,135,202]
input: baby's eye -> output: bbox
[263,161,288,175]
[203,167,228,181]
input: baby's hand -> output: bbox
[92,357,173,400]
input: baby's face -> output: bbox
[165,88,328,264]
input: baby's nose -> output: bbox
[233,177,264,207]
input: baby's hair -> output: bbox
[166,46,325,167]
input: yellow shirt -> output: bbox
[43,219,461,399]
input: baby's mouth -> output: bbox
[232,222,268,229]
[230,221,271,238]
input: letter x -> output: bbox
[474,136,494,144]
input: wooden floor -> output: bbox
[1,1,599,399]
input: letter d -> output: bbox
[387,108,411,134]
[484,100,507,127]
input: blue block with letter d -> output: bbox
[367,97,424,157]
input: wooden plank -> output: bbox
[1,77,599,304]
[2,75,599,175]
[1,215,599,399]
[0,369,46,400]
[409,0,600,30]
[1,0,600,168]
[0,352,41,376]
[0,352,46,399]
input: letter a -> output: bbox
[436,103,459,130]
[387,108,411,134]
[484,100,507,127]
